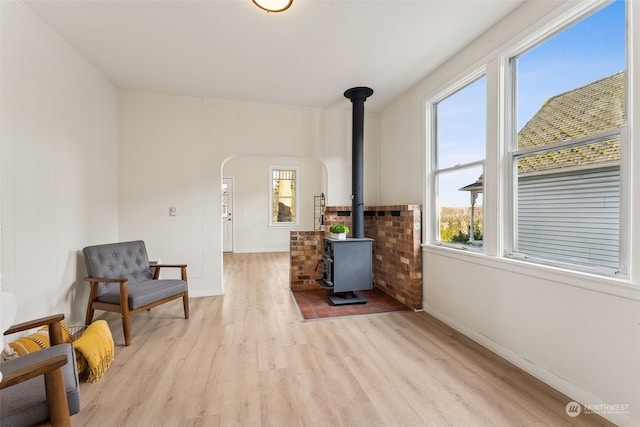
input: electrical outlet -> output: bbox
[169,206,177,216]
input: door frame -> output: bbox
[222,176,234,253]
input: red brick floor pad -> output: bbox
[292,288,410,320]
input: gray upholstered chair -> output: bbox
[83,240,189,346]
[0,313,80,427]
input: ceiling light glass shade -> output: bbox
[252,0,293,13]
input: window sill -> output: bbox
[421,244,640,301]
[268,223,299,229]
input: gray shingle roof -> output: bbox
[517,71,625,174]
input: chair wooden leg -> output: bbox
[119,282,132,346]
[44,366,71,427]
[122,311,132,346]
[183,292,190,319]
[85,284,99,326]
[180,266,189,320]
[85,306,95,327]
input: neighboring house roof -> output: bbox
[517,71,625,174]
[459,174,483,192]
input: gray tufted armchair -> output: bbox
[83,240,189,346]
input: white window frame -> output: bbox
[428,68,487,251]
[503,0,629,277]
[268,165,299,228]
[423,0,635,295]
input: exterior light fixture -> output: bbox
[252,0,293,13]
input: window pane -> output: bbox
[272,169,296,223]
[432,74,486,249]
[511,0,625,272]
[435,76,486,169]
[222,183,229,218]
[515,0,626,146]
[437,165,483,245]
[515,142,620,269]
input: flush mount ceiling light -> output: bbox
[252,0,293,13]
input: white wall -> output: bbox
[118,92,379,296]
[378,0,640,424]
[3,0,636,422]
[1,2,119,324]
[223,156,325,253]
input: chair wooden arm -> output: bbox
[0,353,72,426]
[0,354,68,390]
[4,314,66,345]
[4,314,65,336]
[152,264,187,268]
[152,264,188,280]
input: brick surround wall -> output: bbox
[289,231,324,291]
[290,205,422,309]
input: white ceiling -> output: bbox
[24,0,525,112]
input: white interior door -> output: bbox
[222,177,234,253]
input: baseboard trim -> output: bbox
[422,302,636,426]
[189,289,223,298]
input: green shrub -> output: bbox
[329,224,349,234]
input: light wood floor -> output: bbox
[73,252,613,426]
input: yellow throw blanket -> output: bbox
[7,321,72,356]
[73,320,115,383]
[8,331,50,356]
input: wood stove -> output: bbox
[319,236,373,305]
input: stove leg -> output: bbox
[329,291,368,306]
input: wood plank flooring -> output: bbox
[72,252,614,426]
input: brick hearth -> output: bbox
[289,205,422,310]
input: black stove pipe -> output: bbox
[344,86,373,239]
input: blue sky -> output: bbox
[437,0,625,208]
[517,0,626,129]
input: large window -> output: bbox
[432,74,486,247]
[509,0,626,273]
[270,167,298,226]
[427,0,628,277]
